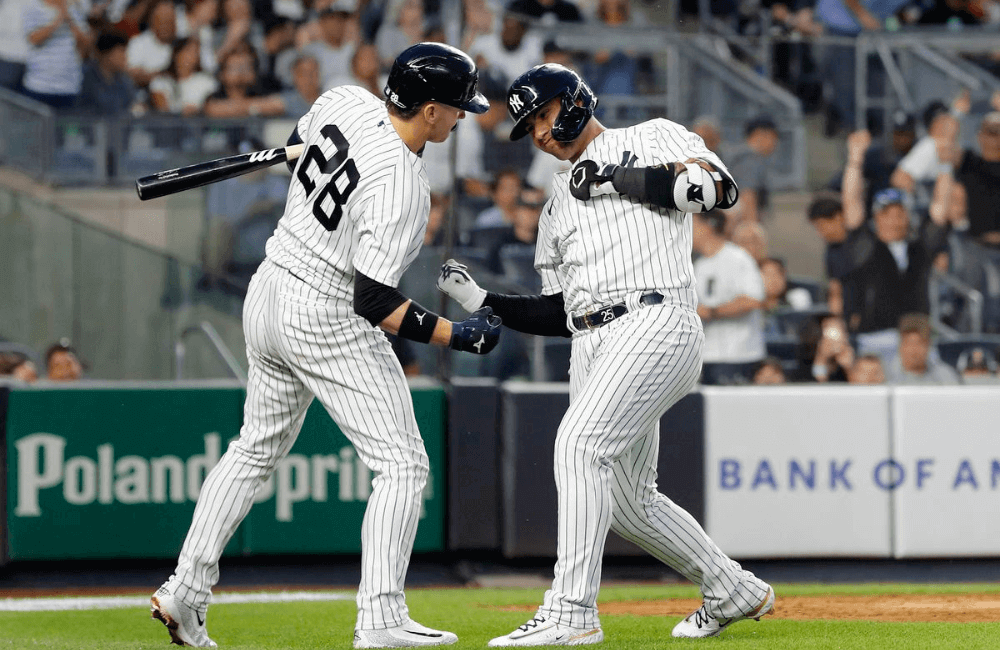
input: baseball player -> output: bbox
[437,64,774,645]
[151,42,502,649]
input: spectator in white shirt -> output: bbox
[22,0,93,109]
[0,0,31,91]
[467,10,543,88]
[693,209,767,385]
[127,0,176,88]
[149,36,219,114]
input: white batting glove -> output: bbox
[437,259,487,313]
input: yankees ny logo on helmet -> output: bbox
[472,335,485,353]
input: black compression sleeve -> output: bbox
[612,164,677,209]
[482,292,570,338]
[286,126,303,173]
[354,272,407,325]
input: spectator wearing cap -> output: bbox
[44,340,84,382]
[841,134,952,359]
[300,0,357,91]
[956,346,1000,384]
[127,0,176,88]
[886,313,959,384]
[937,111,1000,332]
[825,109,918,220]
[724,115,780,225]
[693,209,767,385]
[79,30,137,115]
[890,95,967,219]
[22,0,94,109]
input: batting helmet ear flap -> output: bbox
[550,85,598,142]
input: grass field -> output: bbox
[1,583,998,649]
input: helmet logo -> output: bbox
[509,93,524,113]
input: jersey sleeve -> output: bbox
[534,194,563,296]
[352,156,428,288]
[648,119,732,176]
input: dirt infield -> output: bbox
[504,593,1000,623]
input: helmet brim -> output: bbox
[454,92,489,114]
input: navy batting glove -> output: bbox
[450,306,502,354]
[570,160,620,201]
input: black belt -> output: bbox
[571,292,664,331]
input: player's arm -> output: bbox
[568,157,738,212]
[436,260,571,338]
[354,271,501,354]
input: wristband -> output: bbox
[397,301,439,344]
[812,363,829,379]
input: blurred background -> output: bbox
[2,0,1000,582]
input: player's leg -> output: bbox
[154,264,314,646]
[284,301,448,644]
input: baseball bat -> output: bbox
[135,143,305,201]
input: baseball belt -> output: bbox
[571,292,664,331]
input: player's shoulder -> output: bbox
[312,85,384,117]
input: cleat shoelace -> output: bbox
[691,608,712,629]
[518,617,547,632]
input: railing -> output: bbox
[930,269,984,338]
[176,321,247,386]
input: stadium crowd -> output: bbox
[2,0,1000,384]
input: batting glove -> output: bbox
[450,306,502,355]
[437,259,487,312]
[569,160,622,201]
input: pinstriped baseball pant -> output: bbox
[539,302,770,629]
[166,260,427,631]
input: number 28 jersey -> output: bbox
[266,86,431,301]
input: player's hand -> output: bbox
[569,160,621,201]
[437,259,487,312]
[450,307,502,355]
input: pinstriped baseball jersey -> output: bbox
[535,119,730,317]
[266,85,430,299]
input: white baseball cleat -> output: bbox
[150,586,217,647]
[488,616,604,647]
[671,585,775,638]
[353,619,458,648]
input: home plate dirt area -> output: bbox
[501,593,1000,623]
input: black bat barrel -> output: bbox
[135,148,286,200]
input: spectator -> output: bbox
[724,115,780,224]
[467,10,543,88]
[45,339,84,382]
[890,96,965,219]
[808,312,854,383]
[374,0,427,70]
[301,1,357,90]
[127,0,176,88]
[211,0,263,76]
[460,0,496,53]
[847,353,885,384]
[0,352,38,383]
[507,0,584,24]
[732,219,769,266]
[150,37,219,115]
[946,111,1000,332]
[473,168,523,229]
[203,48,281,117]
[886,313,960,384]
[582,0,645,99]
[840,130,953,360]
[275,53,322,117]
[175,0,220,73]
[760,256,790,312]
[753,356,787,384]
[79,30,138,115]
[257,14,298,93]
[350,41,381,97]
[692,115,723,154]
[0,0,30,91]
[806,193,850,315]
[956,346,1000,385]
[693,209,766,385]
[825,109,918,217]
[22,0,93,109]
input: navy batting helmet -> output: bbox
[507,64,597,142]
[384,42,489,114]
